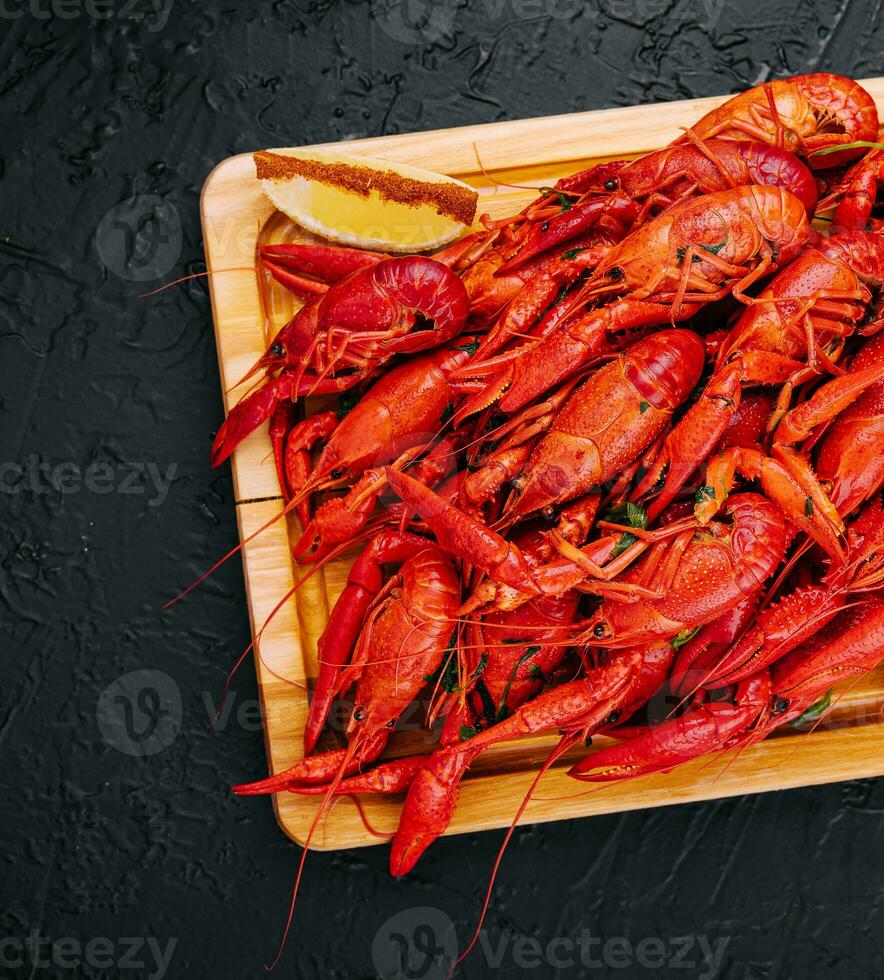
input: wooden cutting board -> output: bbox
[201,79,884,850]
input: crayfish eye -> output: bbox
[330,467,346,479]
[604,709,621,725]
[269,341,285,357]
[772,697,790,715]
[353,708,365,722]
[385,719,396,729]
[604,178,618,191]
[607,266,624,280]
[593,622,609,638]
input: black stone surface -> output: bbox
[2,2,883,978]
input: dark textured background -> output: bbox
[2,1,884,978]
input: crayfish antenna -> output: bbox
[470,140,545,193]
[164,472,332,608]
[211,554,343,728]
[228,352,274,393]
[449,733,578,977]
[137,266,255,298]
[261,734,363,971]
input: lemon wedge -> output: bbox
[255,149,478,252]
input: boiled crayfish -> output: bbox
[200,72,884,972]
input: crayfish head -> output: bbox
[312,445,354,487]
[586,618,614,643]
[317,382,437,481]
[347,702,399,739]
[292,500,360,564]
[581,265,630,303]
[257,294,324,377]
[259,337,289,374]
[581,227,660,300]
[313,426,383,491]
[229,329,296,393]
[754,690,800,737]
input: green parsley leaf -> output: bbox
[539,186,572,211]
[424,635,461,692]
[790,689,832,727]
[626,501,648,530]
[605,501,648,559]
[496,645,542,721]
[810,140,884,156]
[455,339,481,356]
[468,654,488,683]
[671,626,701,651]
[609,532,637,560]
